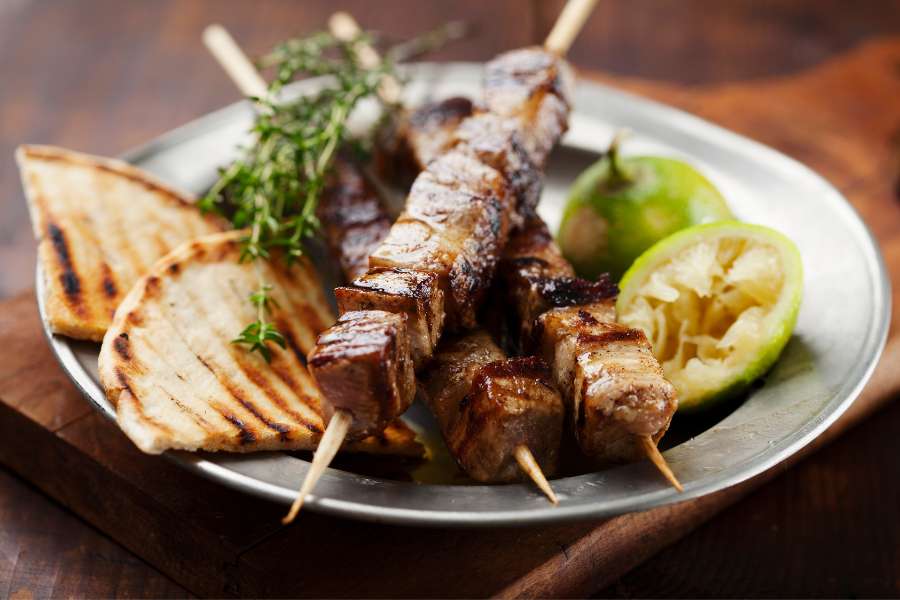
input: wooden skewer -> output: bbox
[329,12,403,104]
[203,24,269,99]
[514,445,559,504]
[544,0,599,56]
[283,410,352,524]
[200,24,353,524]
[638,434,684,492]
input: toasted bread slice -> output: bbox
[17,145,226,341]
[98,231,423,458]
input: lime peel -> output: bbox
[617,221,803,411]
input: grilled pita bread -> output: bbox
[98,231,424,458]
[17,145,226,341]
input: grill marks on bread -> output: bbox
[98,232,423,457]
[17,145,226,341]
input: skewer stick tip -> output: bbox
[282,410,353,524]
[639,435,684,493]
[328,12,358,40]
[543,0,600,57]
[514,445,559,504]
[202,23,269,99]
[327,11,402,104]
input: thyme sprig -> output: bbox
[200,30,395,361]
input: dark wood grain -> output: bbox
[3,1,900,597]
[0,468,189,599]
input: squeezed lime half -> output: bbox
[617,221,803,411]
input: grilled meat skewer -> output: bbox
[293,3,596,520]
[501,217,680,478]
[421,330,564,500]
[310,46,573,441]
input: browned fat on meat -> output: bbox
[534,302,677,464]
[452,113,542,226]
[369,150,512,330]
[421,330,563,482]
[316,155,392,282]
[307,310,416,439]
[501,217,618,343]
[483,47,573,168]
[335,268,444,366]
[375,96,474,187]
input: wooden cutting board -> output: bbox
[1,38,899,598]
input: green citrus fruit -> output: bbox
[558,136,733,281]
[616,221,803,412]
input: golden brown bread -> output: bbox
[98,231,423,457]
[16,145,226,341]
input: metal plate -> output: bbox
[37,63,890,527]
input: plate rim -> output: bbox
[35,62,891,527]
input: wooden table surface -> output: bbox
[2,1,899,597]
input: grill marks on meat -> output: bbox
[308,310,415,439]
[483,47,573,169]
[421,330,564,482]
[317,155,392,281]
[375,96,474,187]
[370,150,512,330]
[310,48,572,438]
[501,217,618,342]
[502,219,677,464]
[534,304,676,463]
[335,269,444,365]
[452,114,542,227]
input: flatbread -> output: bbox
[17,145,226,341]
[98,231,423,458]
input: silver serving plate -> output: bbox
[37,63,889,526]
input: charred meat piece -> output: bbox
[335,268,444,366]
[421,330,564,482]
[483,47,573,168]
[370,150,512,330]
[375,96,474,188]
[534,303,677,463]
[501,217,617,343]
[316,155,392,282]
[307,310,415,439]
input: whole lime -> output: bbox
[558,135,733,281]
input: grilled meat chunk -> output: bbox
[452,113,542,225]
[376,96,474,186]
[422,330,564,482]
[501,217,617,342]
[307,310,415,439]
[483,47,573,168]
[534,304,676,462]
[335,268,444,366]
[316,155,392,281]
[370,150,512,330]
